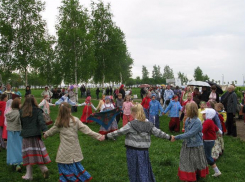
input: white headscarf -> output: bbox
[204,108,216,120]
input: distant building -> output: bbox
[166,78,182,86]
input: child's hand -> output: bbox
[43,133,47,139]
[171,135,175,142]
[162,112,165,115]
[99,135,105,141]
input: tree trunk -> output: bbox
[25,68,28,86]
[120,72,122,84]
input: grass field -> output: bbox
[0,90,245,182]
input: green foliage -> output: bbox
[193,66,210,81]
[142,65,149,83]
[178,71,188,85]
[152,65,162,84]
[162,65,174,82]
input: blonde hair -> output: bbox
[215,103,224,110]
[55,102,75,128]
[124,95,131,101]
[186,102,198,118]
[131,104,146,122]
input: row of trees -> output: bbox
[125,65,211,86]
[0,0,133,87]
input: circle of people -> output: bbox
[0,83,239,182]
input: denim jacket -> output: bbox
[175,117,203,147]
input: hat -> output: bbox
[200,108,216,119]
[151,93,156,97]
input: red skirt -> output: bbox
[80,106,93,123]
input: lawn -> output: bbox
[0,90,245,182]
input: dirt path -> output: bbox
[236,119,245,141]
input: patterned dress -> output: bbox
[99,104,118,135]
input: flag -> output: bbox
[87,108,121,130]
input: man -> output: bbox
[222,85,237,137]
[41,86,53,103]
[163,85,174,110]
[80,84,86,98]
[4,84,14,100]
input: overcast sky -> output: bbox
[42,0,245,85]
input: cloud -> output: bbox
[42,0,245,85]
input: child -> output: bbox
[6,98,22,172]
[122,95,134,126]
[115,93,123,124]
[141,91,151,119]
[215,103,227,133]
[55,94,80,106]
[39,95,56,125]
[198,101,206,123]
[149,93,164,129]
[20,95,50,180]
[201,108,222,177]
[44,102,104,182]
[99,96,118,135]
[181,93,195,132]
[106,104,171,182]
[171,102,209,182]
[163,95,182,132]
[80,96,97,124]
[96,95,105,111]
[0,94,7,150]
[2,99,13,147]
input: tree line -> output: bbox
[0,0,133,87]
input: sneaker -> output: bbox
[16,165,22,172]
[212,172,221,177]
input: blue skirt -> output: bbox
[7,131,23,165]
[58,162,92,182]
[126,147,156,182]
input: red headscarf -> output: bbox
[119,84,124,90]
[86,96,91,104]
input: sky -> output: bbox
[42,0,245,85]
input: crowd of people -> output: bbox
[0,82,244,182]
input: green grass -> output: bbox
[0,90,245,181]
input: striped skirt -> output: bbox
[7,131,23,165]
[58,162,92,182]
[22,136,51,166]
[178,143,209,182]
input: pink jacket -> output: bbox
[122,101,134,115]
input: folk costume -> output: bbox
[80,96,96,124]
[39,98,55,125]
[0,99,6,149]
[44,117,102,182]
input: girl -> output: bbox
[44,102,104,182]
[0,94,7,150]
[20,95,50,180]
[141,91,151,120]
[171,102,209,182]
[198,101,206,123]
[2,99,13,147]
[122,95,134,126]
[201,108,222,177]
[215,103,227,133]
[80,96,97,124]
[99,96,118,135]
[6,98,22,172]
[163,95,182,132]
[96,95,105,111]
[181,93,195,132]
[39,95,56,125]
[106,104,171,182]
[209,85,219,103]
[149,93,164,129]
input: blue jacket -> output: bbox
[149,100,163,116]
[164,100,182,117]
[213,112,222,131]
[164,89,174,101]
[175,117,203,147]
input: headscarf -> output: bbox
[86,96,91,103]
[172,95,178,100]
[119,84,124,90]
[4,99,13,125]
[204,108,216,120]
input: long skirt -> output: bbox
[58,162,92,182]
[123,114,134,126]
[126,147,155,182]
[2,122,7,139]
[80,106,93,123]
[178,143,209,181]
[99,119,118,135]
[169,117,180,132]
[211,136,224,160]
[149,115,160,129]
[7,131,23,165]
[22,136,51,166]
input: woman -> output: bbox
[209,85,219,103]
[119,84,125,99]
[25,86,31,97]
[0,94,7,150]
[171,102,209,182]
